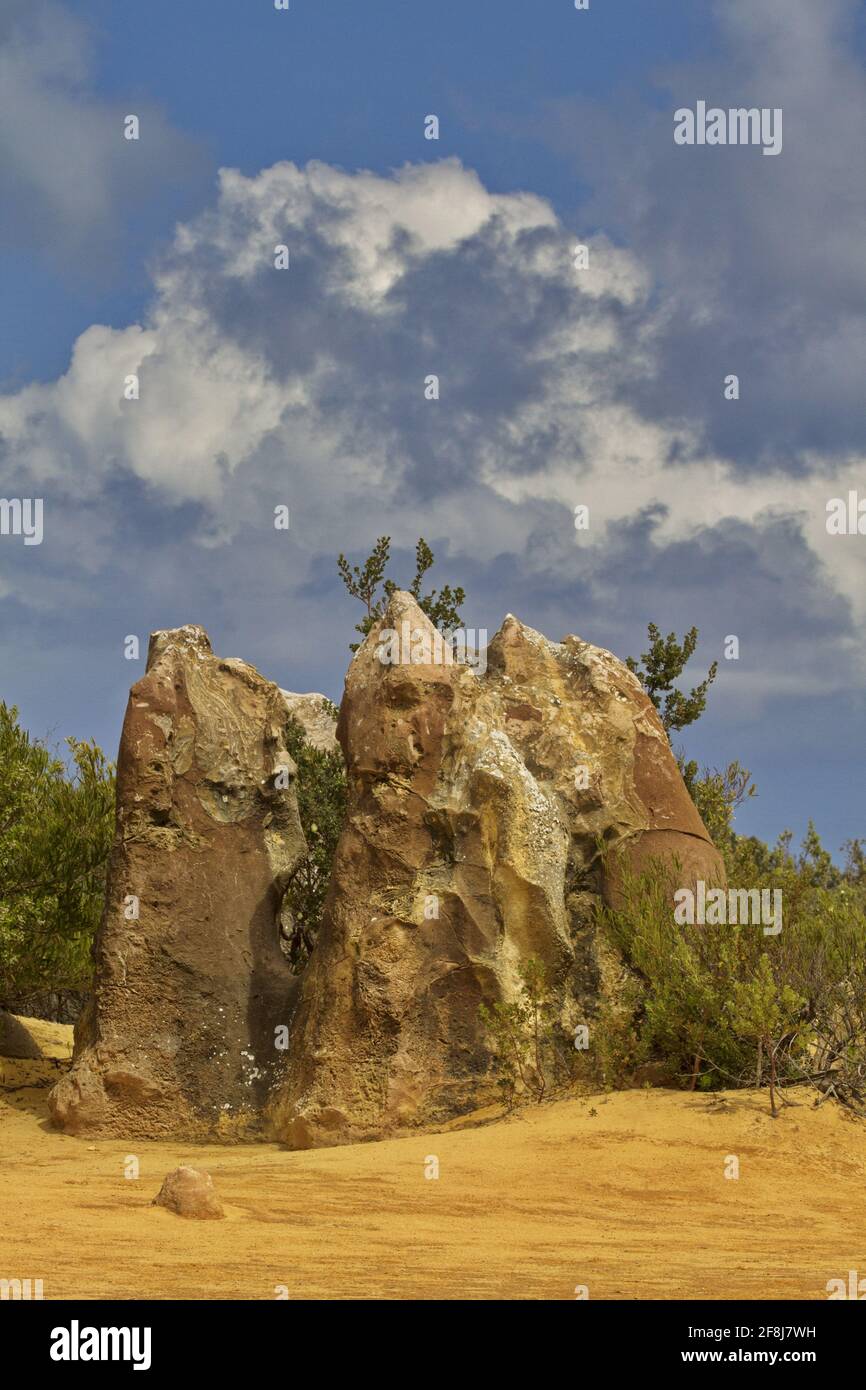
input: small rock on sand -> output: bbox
[151,1166,224,1219]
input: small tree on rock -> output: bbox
[626,623,718,734]
[338,536,465,652]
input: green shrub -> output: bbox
[626,623,718,733]
[726,954,806,1116]
[280,707,347,972]
[0,703,115,1002]
[598,822,866,1113]
[479,958,557,1106]
[599,856,759,1090]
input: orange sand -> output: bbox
[2,1016,864,1300]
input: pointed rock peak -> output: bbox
[487,611,562,677]
[494,611,561,649]
[147,624,213,671]
[360,589,454,670]
[381,588,434,631]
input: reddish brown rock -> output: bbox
[268,592,723,1149]
[49,626,306,1140]
[152,1166,224,1219]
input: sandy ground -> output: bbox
[2,1015,865,1301]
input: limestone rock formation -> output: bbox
[279,691,339,754]
[49,626,306,1139]
[152,1166,224,1219]
[269,591,723,1149]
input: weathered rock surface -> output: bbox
[152,1166,224,1219]
[0,1011,42,1060]
[269,591,723,1149]
[49,625,306,1140]
[279,691,339,754]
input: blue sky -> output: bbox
[2,0,707,383]
[1,0,865,856]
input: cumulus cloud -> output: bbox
[0,157,648,509]
[0,149,863,727]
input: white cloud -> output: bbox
[0,153,863,686]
